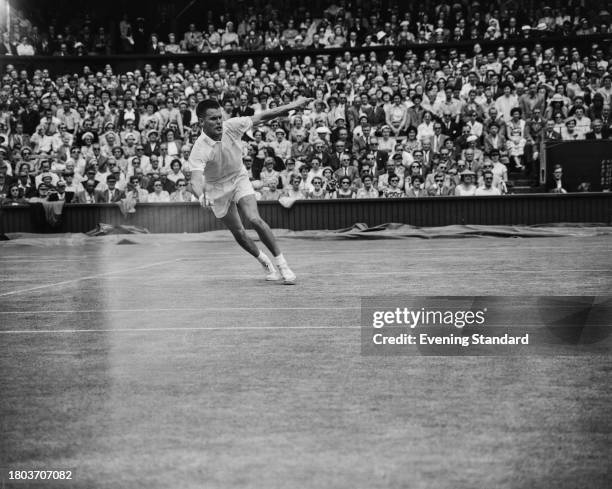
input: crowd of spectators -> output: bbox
[1,10,612,205]
[1,1,612,56]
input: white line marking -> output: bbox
[0,325,360,334]
[0,259,181,298]
[0,306,358,315]
[1,268,608,297]
[88,269,611,281]
[308,269,612,276]
[1,268,609,296]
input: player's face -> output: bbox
[201,108,224,140]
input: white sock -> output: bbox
[256,250,273,267]
[274,253,288,267]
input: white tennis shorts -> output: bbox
[205,173,255,218]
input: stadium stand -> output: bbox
[1,0,611,209]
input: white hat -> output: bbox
[466,135,478,143]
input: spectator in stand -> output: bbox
[148,179,170,202]
[475,170,502,196]
[585,119,610,139]
[170,178,197,202]
[167,159,185,184]
[305,176,327,200]
[16,37,35,55]
[0,172,10,198]
[283,174,306,200]
[331,176,355,199]
[1,184,28,205]
[270,129,292,161]
[454,170,477,196]
[427,171,453,196]
[260,179,283,201]
[29,183,51,203]
[259,157,282,191]
[95,175,124,203]
[0,32,16,55]
[76,179,98,203]
[125,176,148,202]
[356,174,379,199]
[506,128,527,170]
[0,7,610,201]
[405,175,428,198]
[333,153,358,182]
[561,118,583,140]
[549,164,567,193]
[383,174,405,198]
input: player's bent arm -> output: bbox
[251,97,313,126]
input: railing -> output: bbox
[1,33,610,75]
[1,193,610,235]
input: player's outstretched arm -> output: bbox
[251,96,313,126]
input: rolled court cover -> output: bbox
[1,223,611,246]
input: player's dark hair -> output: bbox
[196,99,221,119]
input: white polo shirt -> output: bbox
[475,186,501,196]
[188,117,251,185]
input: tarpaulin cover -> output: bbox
[1,223,611,247]
[85,223,150,236]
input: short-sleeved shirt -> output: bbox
[475,186,501,196]
[188,117,252,184]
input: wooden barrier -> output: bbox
[1,193,610,234]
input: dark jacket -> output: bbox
[95,188,126,203]
[0,43,16,55]
[585,130,610,140]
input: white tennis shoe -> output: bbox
[262,262,281,281]
[278,265,296,285]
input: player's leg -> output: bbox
[237,193,296,284]
[237,194,280,255]
[220,201,259,256]
[220,202,281,281]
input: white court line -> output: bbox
[2,268,607,297]
[0,259,181,298]
[104,269,612,281]
[0,306,358,315]
[0,325,360,334]
[304,269,612,276]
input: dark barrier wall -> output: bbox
[2,34,610,75]
[1,193,611,234]
[545,141,612,192]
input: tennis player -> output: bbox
[188,96,313,284]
